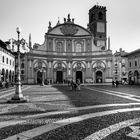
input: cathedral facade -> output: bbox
[25,5,113,84]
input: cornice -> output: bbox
[27,52,112,59]
[45,33,92,38]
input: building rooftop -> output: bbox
[123,48,140,57]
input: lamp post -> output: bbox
[8,27,29,103]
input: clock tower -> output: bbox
[88,5,107,50]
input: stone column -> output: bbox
[50,61,53,83]
[0,70,1,81]
[83,70,84,84]
[27,59,34,84]
[34,70,37,84]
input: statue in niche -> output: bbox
[38,62,42,69]
[77,63,81,69]
[58,63,62,69]
[97,62,101,68]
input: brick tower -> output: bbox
[88,5,107,50]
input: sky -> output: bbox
[0,0,140,53]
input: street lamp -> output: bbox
[8,27,29,103]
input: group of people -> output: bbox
[112,80,119,87]
[69,79,81,91]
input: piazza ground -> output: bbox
[0,84,140,140]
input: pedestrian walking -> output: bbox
[76,79,81,91]
[70,80,74,91]
[115,80,119,87]
[73,82,77,91]
[112,80,115,87]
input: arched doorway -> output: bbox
[6,69,8,81]
[9,70,11,82]
[96,71,102,83]
[128,71,134,85]
[12,71,14,82]
[76,71,82,83]
[134,71,139,84]
[56,71,63,83]
[2,69,5,82]
[37,71,42,84]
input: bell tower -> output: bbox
[89,5,107,50]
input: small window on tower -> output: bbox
[98,12,103,20]
[91,14,93,22]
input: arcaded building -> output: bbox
[0,40,15,83]
[124,49,140,84]
[24,5,113,84]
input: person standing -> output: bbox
[76,79,81,91]
[112,80,115,87]
[116,80,119,87]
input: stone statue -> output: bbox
[49,21,51,27]
[67,13,71,21]
[64,18,66,22]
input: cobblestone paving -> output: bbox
[0,84,140,140]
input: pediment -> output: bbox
[48,24,91,36]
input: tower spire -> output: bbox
[29,33,32,49]
[108,36,110,50]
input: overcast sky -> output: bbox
[0,0,140,53]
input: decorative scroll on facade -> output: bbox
[33,61,47,72]
[53,62,66,71]
[72,62,86,72]
[93,61,106,72]
[60,24,78,36]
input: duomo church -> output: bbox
[24,5,113,84]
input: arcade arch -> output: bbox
[72,61,86,83]
[92,60,106,83]
[33,60,47,84]
[53,61,67,83]
[134,70,139,84]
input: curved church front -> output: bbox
[25,5,113,84]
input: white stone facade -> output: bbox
[23,5,113,84]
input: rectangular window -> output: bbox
[129,62,131,67]
[135,61,137,67]
[6,58,8,64]
[2,56,4,63]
